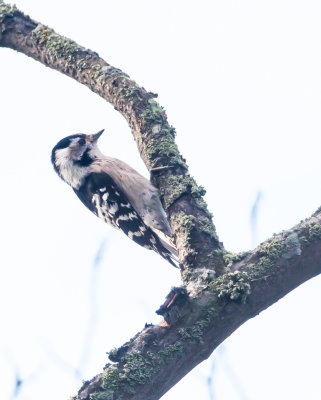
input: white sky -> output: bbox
[1,1,321,399]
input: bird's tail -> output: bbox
[151,228,179,268]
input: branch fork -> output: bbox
[1,2,321,399]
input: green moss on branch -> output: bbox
[307,221,321,240]
[102,342,185,396]
[210,271,251,304]
[87,267,254,400]
[90,392,113,400]
[32,24,82,61]
[223,251,250,269]
[159,175,208,212]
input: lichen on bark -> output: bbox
[2,3,321,400]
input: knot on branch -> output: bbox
[156,287,189,324]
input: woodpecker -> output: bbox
[51,130,178,266]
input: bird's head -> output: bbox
[51,129,104,188]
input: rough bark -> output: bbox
[0,2,224,281]
[1,2,321,400]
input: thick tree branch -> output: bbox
[1,3,321,400]
[76,213,321,400]
[0,2,225,279]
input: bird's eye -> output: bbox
[78,138,86,146]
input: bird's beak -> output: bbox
[87,129,105,143]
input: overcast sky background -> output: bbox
[1,1,321,399]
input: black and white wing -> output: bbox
[73,172,177,267]
[98,157,177,255]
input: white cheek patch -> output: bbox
[55,148,71,172]
[55,148,88,189]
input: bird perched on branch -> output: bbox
[51,130,178,266]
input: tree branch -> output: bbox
[77,213,321,400]
[1,2,321,400]
[0,2,225,279]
